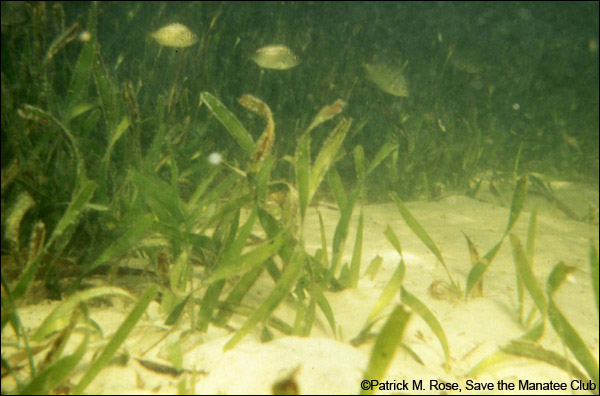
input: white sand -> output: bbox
[3,184,598,395]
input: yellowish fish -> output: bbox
[251,45,300,70]
[363,61,409,97]
[151,23,198,48]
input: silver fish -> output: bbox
[363,61,409,97]
[151,23,198,48]
[251,45,300,70]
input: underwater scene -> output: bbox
[1,2,598,394]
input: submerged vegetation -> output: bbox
[1,2,598,394]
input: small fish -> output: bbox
[363,61,409,97]
[151,23,198,48]
[251,45,300,70]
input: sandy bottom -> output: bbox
[4,183,599,395]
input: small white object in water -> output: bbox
[78,30,91,42]
[208,152,223,165]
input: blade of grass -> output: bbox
[129,170,185,223]
[311,282,337,337]
[73,284,158,394]
[467,350,513,378]
[500,339,589,382]
[187,166,219,209]
[215,300,293,336]
[165,295,191,326]
[201,92,255,157]
[214,265,265,326]
[360,305,411,395]
[67,101,98,122]
[306,99,346,132]
[469,331,586,379]
[41,22,81,70]
[505,175,528,235]
[21,321,89,395]
[258,205,282,236]
[347,208,364,288]
[547,298,599,386]
[198,280,226,332]
[466,177,527,297]
[328,166,348,210]
[1,272,35,375]
[365,259,405,325]
[364,255,383,280]
[390,192,457,288]
[400,286,450,369]
[293,296,307,336]
[144,94,167,170]
[170,249,190,292]
[65,3,96,116]
[33,286,135,342]
[224,248,305,350]
[12,180,96,301]
[361,225,407,326]
[205,233,285,284]
[365,142,398,176]
[512,142,524,180]
[4,192,35,247]
[509,234,546,315]
[331,187,360,275]
[309,118,352,205]
[384,224,402,256]
[189,173,239,229]
[18,104,86,183]
[93,48,120,131]
[590,241,599,314]
[354,145,365,182]
[78,213,153,280]
[296,130,311,221]
[221,207,257,262]
[103,115,130,164]
[518,208,538,323]
[254,154,275,202]
[525,207,538,266]
[317,211,329,269]
[465,240,502,297]
[462,231,483,297]
[299,296,316,337]
[350,318,383,347]
[546,262,599,386]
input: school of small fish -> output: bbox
[150,22,411,96]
